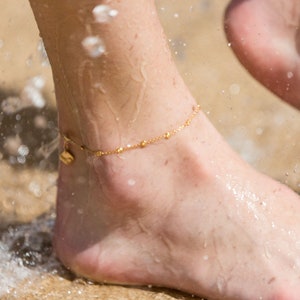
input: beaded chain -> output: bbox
[60,104,201,165]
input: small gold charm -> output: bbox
[60,150,75,165]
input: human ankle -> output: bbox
[33,0,198,148]
[59,102,201,167]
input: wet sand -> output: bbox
[0,0,299,299]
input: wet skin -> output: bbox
[28,0,300,299]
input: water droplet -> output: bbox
[258,201,266,209]
[227,42,232,47]
[26,55,33,67]
[5,76,47,112]
[287,71,294,79]
[82,36,106,58]
[174,13,179,18]
[264,241,272,259]
[93,5,118,23]
[37,39,49,66]
[18,145,29,157]
[17,156,26,164]
[294,163,300,175]
[1,97,24,114]
[30,76,45,90]
[154,257,161,263]
[286,83,290,91]
[128,179,136,186]
[216,276,226,294]
[24,86,45,108]
[28,181,42,197]
[271,221,276,229]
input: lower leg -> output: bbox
[225,0,300,109]
[29,0,195,147]
[29,1,300,299]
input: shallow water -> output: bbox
[0,212,64,296]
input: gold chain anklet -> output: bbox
[59,104,201,165]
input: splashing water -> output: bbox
[81,4,118,59]
[21,76,46,108]
[37,39,50,67]
[36,135,59,160]
[0,245,34,296]
[0,212,65,297]
[92,5,118,23]
[81,36,106,58]
[1,76,46,114]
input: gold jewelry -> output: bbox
[60,104,201,165]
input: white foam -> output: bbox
[0,213,62,297]
[0,240,38,296]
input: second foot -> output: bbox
[225,0,300,109]
[54,112,300,300]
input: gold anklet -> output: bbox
[60,104,201,165]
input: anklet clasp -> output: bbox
[60,104,201,165]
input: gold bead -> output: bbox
[117,147,124,153]
[164,132,171,139]
[96,150,104,157]
[140,140,147,148]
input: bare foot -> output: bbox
[56,117,300,300]
[224,0,300,109]
[29,0,300,299]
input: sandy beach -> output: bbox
[0,0,299,299]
